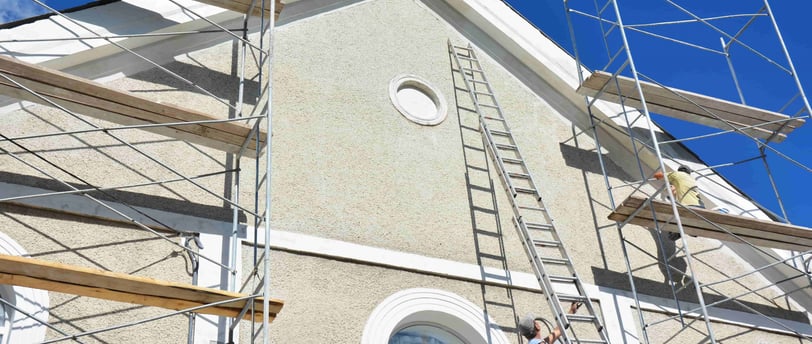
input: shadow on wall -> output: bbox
[128,59,262,106]
[0,171,241,223]
[558,142,633,182]
[590,266,809,323]
[628,126,703,165]
[69,1,180,35]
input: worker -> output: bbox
[654,165,705,240]
[519,302,582,344]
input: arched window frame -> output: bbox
[361,288,511,344]
[0,231,49,343]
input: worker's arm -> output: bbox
[544,302,582,343]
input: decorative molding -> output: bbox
[361,288,511,344]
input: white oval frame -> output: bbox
[0,232,49,343]
[361,288,511,344]
[388,74,448,126]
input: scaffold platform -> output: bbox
[609,195,812,251]
[577,71,806,142]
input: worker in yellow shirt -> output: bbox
[654,165,705,240]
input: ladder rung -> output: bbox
[456,55,476,61]
[513,187,536,194]
[495,143,517,150]
[453,45,473,51]
[573,339,608,344]
[557,294,588,303]
[461,67,483,73]
[483,116,505,121]
[478,103,499,109]
[541,257,570,265]
[549,275,577,283]
[466,79,488,85]
[501,157,523,164]
[508,171,530,179]
[489,129,509,136]
[566,314,598,323]
[518,205,547,212]
[473,90,494,96]
[533,239,560,248]
[525,222,553,230]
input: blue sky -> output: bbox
[0,0,87,24]
[506,1,812,228]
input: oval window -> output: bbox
[389,74,448,126]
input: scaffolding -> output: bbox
[0,0,282,343]
[564,0,812,342]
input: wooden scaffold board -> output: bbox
[0,55,266,157]
[576,71,806,143]
[608,195,812,252]
[0,254,283,322]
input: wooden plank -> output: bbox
[0,254,283,322]
[608,195,812,251]
[577,71,806,142]
[192,0,284,19]
[0,55,266,158]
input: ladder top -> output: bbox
[576,71,806,143]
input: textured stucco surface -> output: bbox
[254,249,550,344]
[0,205,189,343]
[0,0,806,342]
[267,0,799,315]
[636,308,806,344]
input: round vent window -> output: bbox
[389,74,447,126]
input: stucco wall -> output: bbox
[0,0,806,342]
[0,205,189,343]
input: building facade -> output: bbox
[0,0,809,343]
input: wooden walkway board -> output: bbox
[608,195,812,251]
[576,71,806,143]
[193,0,284,19]
[0,55,266,158]
[0,254,283,322]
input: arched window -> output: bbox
[0,297,6,343]
[390,324,466,344]
[0,232,48,343]
[362,288,510,344]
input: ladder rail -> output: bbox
[449,40,610,344]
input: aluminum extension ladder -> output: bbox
[449,41,610,344]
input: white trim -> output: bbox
[389,74,448,126]
[249,229,812,343]
[361,288,511,344]
[0,232,48,344]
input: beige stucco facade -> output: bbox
[0,0,809,343]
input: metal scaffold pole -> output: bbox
[564,0,812,342]
[0,0,282,342]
